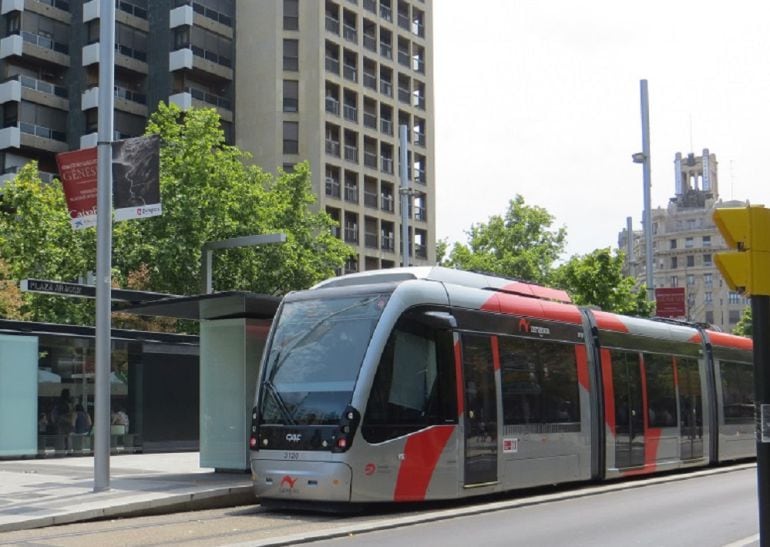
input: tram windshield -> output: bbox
[259,292,390,426]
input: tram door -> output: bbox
[461,335,498,486]
[677,358,703,460]
[612,351,645,468]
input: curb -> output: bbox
[0,485,256,534]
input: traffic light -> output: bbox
[713,205,770,296]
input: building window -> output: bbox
[686,255,695,267]
[704,273,713,288]
[686,274,694,286]
[685,237,693,248]
[670,239,677,249]
[703,253,712,266]
[283,39,299,71]
[283,0,299,30]
[283,80,298,112]
[705,291,712,304]
[670,256,677,269]
[283,121,299,154]
[671,276,678,287]
[705,311,714,324]
[729,310,741,324]
[729,292,741,305]
[702,235,711,247]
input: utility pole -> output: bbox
[399,125,411,267]
[640,80,654,302]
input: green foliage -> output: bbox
[733,306,752,337]
[443,195,566,284]
[113,103,350,295]
[435,238,449,265]
[0,104,351,325]
[0,163,95,323]
[553,248,654,316]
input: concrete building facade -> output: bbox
[619,149,750,332]
[0,0,434,272]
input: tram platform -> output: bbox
[0,452,254,533]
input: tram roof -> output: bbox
[312,267,572,303]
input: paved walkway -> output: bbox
[0,453,254,533]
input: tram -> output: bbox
[249,267,754,504]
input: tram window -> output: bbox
[720,361,754,424]
[499,337,580,426]
[643,353,677,427]
[362,313,456,443]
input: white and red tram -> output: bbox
[249,267,754,504]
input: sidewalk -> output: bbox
[0,452,255,533]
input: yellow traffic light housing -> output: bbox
[713,205,770,296]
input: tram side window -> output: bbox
[362,313,456,443]
[499,337,580,426]
[720,361,754,424]
[643,353,677,427]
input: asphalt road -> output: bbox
[0,466,759,547]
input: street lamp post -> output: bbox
[633,79,654,303]
[201,233,287,294]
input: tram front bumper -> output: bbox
[251,458,352,502]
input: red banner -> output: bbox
[56,147,98,229]
[655,287,686,318]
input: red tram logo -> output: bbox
[280,475,298,489]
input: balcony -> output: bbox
[1,32,70,67]
[380,118,392,135]
[169,87,232,122]
[325,56,340,74]
[0,78,20,104]
[381,235,394,252]
[414,131,425,147]
[344,145,358,163]
[326,15,340,34]
[0,125,20,150]
[398,12,410,30]
[363,71,376,89]
[325,96,340,115]
[343,63,357,82]
[414,206,426,222]
[344,227,358,244]
[325,139,341,157]
[325,177,341,198]
[379,42,391,59]
[344,184,358,202]
[343,104,357,122]
[343,24,357,43]
[414,168,425,184]
[379,4,392,21]
[413,57,425,73]
[364,190,377,208]
[415,244,427,259]
[397,87,409,103]
[363,0,375,12]
[363,112,376,129]
[364,151,377,169]
[380,80,392,96]
[365,232,378,248]
[398,50,410,66]
[169,47,232,81]
[363,33,376,51]
[19,121,67,153]
[381,194,394,212]
[381,157,393,174]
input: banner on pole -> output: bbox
[112,134,162,221]
[56,135,161,228]
[655,287,687,318]
[56,147,98,229]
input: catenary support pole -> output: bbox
[640,80,654,302]
[753,295,770,546]
[399,125,410,266]
[94,0,116,493]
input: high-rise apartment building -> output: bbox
[619,149,750,332]
[0,0,434,272]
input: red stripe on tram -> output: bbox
[600,349,616,436]
[491,336,500,372]
[393,426,455,501]
[454,339,464,417]
[575,345,590,391]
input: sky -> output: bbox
[432,1,770,259]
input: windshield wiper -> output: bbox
[263,378,296,426]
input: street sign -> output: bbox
[655,287,686,318]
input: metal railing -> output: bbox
[343,64,357,81]
[381,235,394,251]
[16,75,68,98]
[380,118,393,135]
[344,185,358,202]
[344,145,358,163]
[380,4,392,21]
[325,177,341,198]
[343,24,357,43]
[325,57,340,74]
[380,43,392,58]
[380,80,392,96]
[19,122,66,142]
[325,140,341,156]
[325,96,340,115]
[325,15,340,34]
[21,31,69,55]
[381,194,394,212]
[363,72,377,89]
[365,233,378,248]
[363,34,377,51]
[364,190,378,207]
[363,112,377,129]
[381,157,393,174]
[344,227,359,243]
[364,151,378,168]
[343,104,357,121]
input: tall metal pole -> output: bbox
[399,125,410,267]
[640,80,654,302]
[752,295,770,546]
[626,216,634,278]
[94,0,115,492]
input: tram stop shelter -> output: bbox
[121,291,280,472]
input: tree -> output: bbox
[443,195,566,284]
[0,258,27,320]
[734,305,752,337]
[113,103,350,296]
[0,162,95,324]
[553,248,654,316]
[0,104,350,325]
